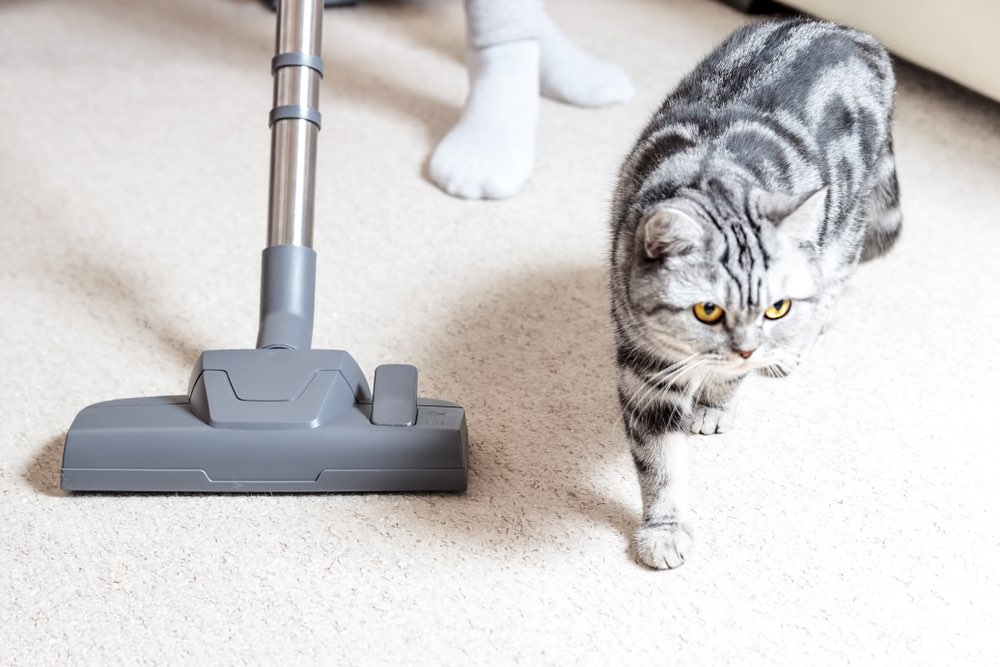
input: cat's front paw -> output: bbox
[633,519,694,570]
[690,404,735,435]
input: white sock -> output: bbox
[538,14,635,108]
[429,40,539,200]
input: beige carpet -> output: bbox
[2,0,998,663]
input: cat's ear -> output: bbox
[638,206,704,259]
[753,187,828,243]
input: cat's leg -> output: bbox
[690,376,743,435]
[538,12,635,108]
[860,136,902,261]
[630,420,695,570]
[619,368,695,569]
[428,0,541,200]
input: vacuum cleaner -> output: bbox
[60,0,469,493]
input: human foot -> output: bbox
[538,14,635,108]
[429,40,539,200]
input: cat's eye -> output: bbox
[764,299,792,320]
[693,302,725,324]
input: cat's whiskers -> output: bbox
[642,352,702,384]
[683,367,713,407]
[766,346,830,379]
[631,362,697,413]
[632,355,708,413]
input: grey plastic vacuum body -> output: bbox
[61,0,468,493]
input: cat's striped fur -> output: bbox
[609,18,900,569]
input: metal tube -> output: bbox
[268,121,317,247]
[267,0,323,248]
[258,0,324,349]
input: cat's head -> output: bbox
[624,187,828,378]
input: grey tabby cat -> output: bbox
[609,18,900,569]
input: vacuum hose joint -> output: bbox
[256,244,317,350]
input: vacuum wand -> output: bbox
[257,0,324,350]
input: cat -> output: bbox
[609,17,901,569]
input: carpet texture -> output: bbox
[1,0,998,663]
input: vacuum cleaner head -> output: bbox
[61,1,468,494]
[62,349,468,492]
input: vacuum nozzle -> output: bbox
[62,349,468,492]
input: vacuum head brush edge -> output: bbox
[61,349,468,492]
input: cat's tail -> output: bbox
[861,137,903,262]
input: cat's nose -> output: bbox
[735,348,756,360]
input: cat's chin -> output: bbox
[711,356,789,379]
[702,359,751,380]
